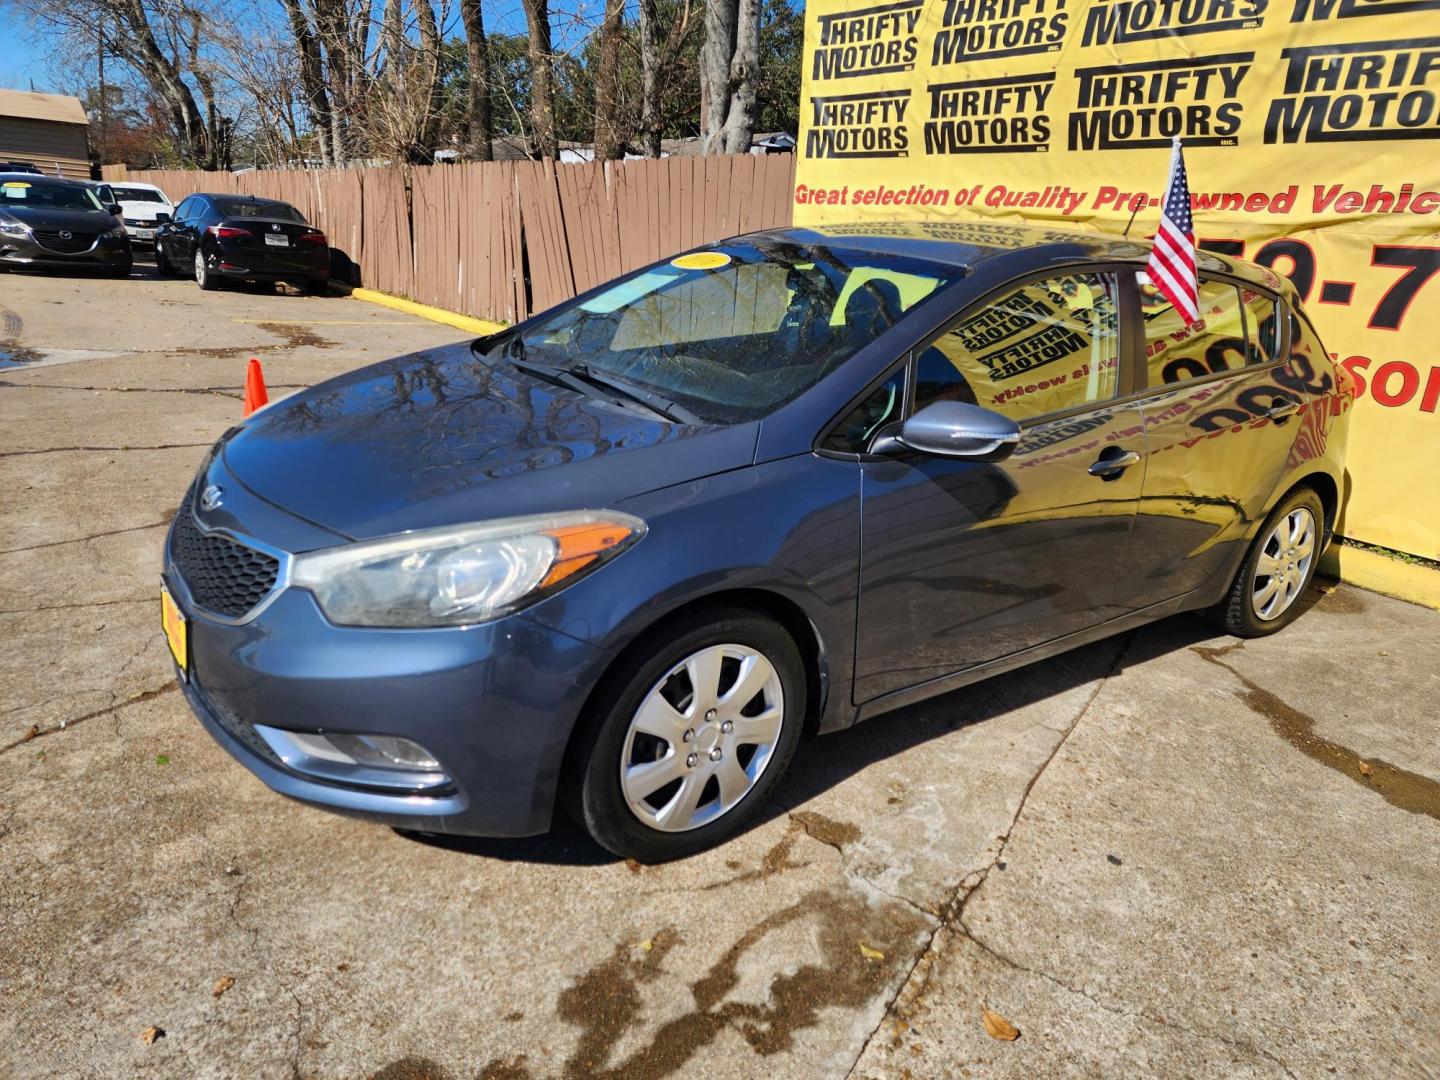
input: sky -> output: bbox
[0,2,597,98]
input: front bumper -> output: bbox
[0,231,131,269]
[164,461,615,837]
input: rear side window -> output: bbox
[1141,277,1249,387]
[914,272,1122,422]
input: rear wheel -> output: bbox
[1210,487,1324,637]
[194,249,220,290]
[570,609,806,862]
[304,276,329,296]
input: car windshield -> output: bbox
[215,198,305,222]
[112,186,167,203]
[508,239,962,423]
[0,180,103,211]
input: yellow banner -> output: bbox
[795,0,1440,559]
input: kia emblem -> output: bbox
[201,485,224,511]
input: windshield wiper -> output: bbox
[566,364,699,425]
[502,337,696,425]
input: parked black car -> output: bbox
[0,173,132,275]
[0,161,43,174]
[155,193,330,293]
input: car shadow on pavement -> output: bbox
[397,609,1233,867]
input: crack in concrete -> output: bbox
[844,633,1135,1079]
[0,380,308,398]
[0,682,178,756]
[957,920,1300,1078]
[0,596,152,616]
[0,442,212,458]
[0,519,169,557]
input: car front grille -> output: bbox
[170,488,281,619]
[33,229,96,253]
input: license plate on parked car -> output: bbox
[264,233,289,247]
[134,228,155,239]
[161,584,189,679]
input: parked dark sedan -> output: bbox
[0,173,132,275]
[162,224,1351,861]
[155,192,329,293]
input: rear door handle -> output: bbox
[1266,400,1301,422]
[1088,450,1141,478]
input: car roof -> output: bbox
[0,172,88,186]
[748,222,1294,298]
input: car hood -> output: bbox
[1,205,114,230]
[222,343,760,541]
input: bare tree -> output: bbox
[635,0,697,157]
[591,0,623,160]
[520,0,557,158]
[459,0,491,160]
[701,0,759,154]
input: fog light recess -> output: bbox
[254,726,450,792]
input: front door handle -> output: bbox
[1088,449,1141,479]
[1266,399,1301,422]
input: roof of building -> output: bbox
[0,89,89,126]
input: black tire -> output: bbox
[194,248,221,290]
[154,245,175,276]
[568,608,806,862]
[304,276,330,296]
[1209,486,1325,638]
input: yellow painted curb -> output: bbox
[347,287,507,337]
[1321,544,1440,611]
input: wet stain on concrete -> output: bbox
[479,1057,533,1080]
[791,811,862,850]
[1313,586,1367,616]
[482,889,927,1079]
[1193,644,1440,820]
[367,1057,452,1080]
[255,321,337,351]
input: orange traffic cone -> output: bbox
[243,358,269,417]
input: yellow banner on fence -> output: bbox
[794,0,1440,559]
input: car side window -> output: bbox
[914,272,1121,422]
[1240,288,1280,364]
[174,197,199,223]
[1141,276,1249,387]
[824,367,905,453]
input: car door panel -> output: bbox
[852,268,1144,703]
[855,401,1146,702]
[1118,279,1308,608]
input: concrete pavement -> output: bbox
[1,264,1437,1079]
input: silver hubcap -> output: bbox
[1252,508,1315,621]
[620,643,784,833]
[194,251,205,283]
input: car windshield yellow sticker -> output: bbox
[2,181,31,189]
[670,251,731,271]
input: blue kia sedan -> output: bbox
[162,223,1351,861]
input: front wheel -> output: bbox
[154,244,175,276]
[1210,487,1325,637]
[194,249,221,290]
[570,609,806,862]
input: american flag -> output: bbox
[1147,138,1199,324]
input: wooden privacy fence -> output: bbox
[103,155,798,325]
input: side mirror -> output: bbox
[155,212,171,225]
[874,400,1021,462]
[106,203,122,216]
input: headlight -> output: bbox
[291,510,646,627]
[0,219,29,237]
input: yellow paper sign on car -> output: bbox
[670,251,731,271]
[1,181,30,189]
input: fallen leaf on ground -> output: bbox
[1359,762,1373,777]
[859,943,885,961]
[155,754,171,766]
[637,938,653,951]
[982,1007,1019,1041]
[138,1026,164,1045]
[212,975,234,999]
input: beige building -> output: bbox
[0,89,91,180]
